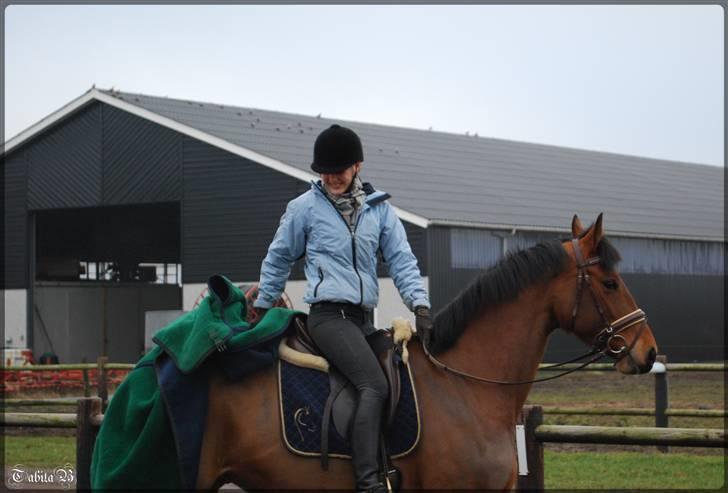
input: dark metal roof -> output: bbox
[14,88,728,240]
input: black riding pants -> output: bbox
[307,303,388,491]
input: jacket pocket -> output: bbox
[313,267,324,297]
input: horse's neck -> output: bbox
[431,283,552,414]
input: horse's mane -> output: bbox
[429,234,621,354]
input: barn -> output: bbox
[2,87,723,363]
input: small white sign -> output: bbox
[516,424,529,476]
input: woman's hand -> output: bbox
[414,306,433,336]
[251,307,269,325]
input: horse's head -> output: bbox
[551,213,658,374]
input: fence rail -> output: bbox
[542,407,726,418]
[2,361,723,373]
[1,397,80,406]
[3,412,77,427]
[536,362,725,372]
[0,363,135,371]
[535,424,726,447]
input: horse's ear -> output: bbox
[582,213,604,250]
[571,214,585,238]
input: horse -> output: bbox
[196,214,658,491]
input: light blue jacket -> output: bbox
[254,180,430,311]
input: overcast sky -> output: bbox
[4,4,724,166]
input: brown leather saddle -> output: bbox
[284,318,403,471]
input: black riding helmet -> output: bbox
[311,124,364,174]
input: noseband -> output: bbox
[421,238,649,385]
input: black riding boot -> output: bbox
[351,388,387,491]
[358,484,388,493]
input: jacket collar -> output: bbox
[311,179,391,206]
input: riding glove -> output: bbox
[414,306,433,339]
[251,307,269,325]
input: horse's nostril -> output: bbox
[647,347,656,365]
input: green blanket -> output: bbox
[90,274,303,490]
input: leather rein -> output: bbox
[421,238,648,385]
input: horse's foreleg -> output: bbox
[504,456,518,492]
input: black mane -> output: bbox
[429,236,621,354]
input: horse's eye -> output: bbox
[602,279,619,290]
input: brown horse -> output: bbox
[196,214,658,491]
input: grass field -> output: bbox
[544,450,725,489]
[3,436,725,490]
[4,436,76,467]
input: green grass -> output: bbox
[527,371,724,409]
[4,436,76,467]
[545,450,726,490]
[4,437,726,490]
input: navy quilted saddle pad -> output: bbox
[278,358,420,459]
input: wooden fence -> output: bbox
[516,405,727,491]
[2,397,103,490]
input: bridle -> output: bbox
[420,238,649,385]
[569,238,647,359]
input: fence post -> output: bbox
[517,405,544,492]
[82,357,90,397]
[97,356,109,412]
[76,397,102,491]
[654,354,669,453]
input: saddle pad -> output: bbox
[278,359,420,459]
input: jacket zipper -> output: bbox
[314,267,324,297]
[319,188,365,305]
[351,219,364,305]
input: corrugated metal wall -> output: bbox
[449,228,724,275]
[609,237,724,275]
[181,136,303,282]
[23,102,182,212]
[27,104,103,210]
[3,150,28,288]
[102,105,182,204]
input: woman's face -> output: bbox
[321,162,362,196]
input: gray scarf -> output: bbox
[324,175,366,230]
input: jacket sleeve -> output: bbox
[379,202,430,311]
[254,200,308,309]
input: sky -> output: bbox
[4,4,724,167]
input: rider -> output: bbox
[253,124,433,493]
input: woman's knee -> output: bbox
[358,371,388,400]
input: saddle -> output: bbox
[280,317,414,483]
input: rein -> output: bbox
[421,238,648,385]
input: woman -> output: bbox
[253,124,432,493]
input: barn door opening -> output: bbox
[31,202,181,363]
